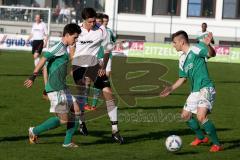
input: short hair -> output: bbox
[102,14,109,20]
[202,22,207,26]
[63,23,81,36]
[96,13,104,20]
[172,30,189,43]
[81,7,97,20]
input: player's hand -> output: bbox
[24,79,34,88]
[98,68,106,77]
[160,85,172,97]
[203,32,213,45]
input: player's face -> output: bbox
[202,24,207,32]
[96,18,103,25]
[84,18,96,30]
[172,36,183,52]
[67,33,79,46]
[35,15,41,23]
[103,18,109,26]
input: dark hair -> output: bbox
[102,14,109,20]
[202,22,207,27]
[96,13,104,20]
[81,7,97,20]
[172,30,189,43]
[63,23,81,36]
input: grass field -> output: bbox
[0,51,239,160]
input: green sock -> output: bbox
[202,119,220,145]
[63,116,79,145]
[33,117,60,135]
[92,88,100,107]
[187,117,205,140]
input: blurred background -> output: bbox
[0,0,240,45]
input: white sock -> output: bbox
[34,57,40,66]
[106,100,118,132]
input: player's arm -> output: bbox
[203,32,216,58]
[160,78,187,97]
[69,45,76,60]
[24,57,47,88]
[27,33,33,42]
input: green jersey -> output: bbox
[179,42,214,92]
[44,41,69,92]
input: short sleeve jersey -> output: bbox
[31,22,47,40]
[44,41,69,92]
[179,42,214,92]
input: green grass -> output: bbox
[0,50,239,160]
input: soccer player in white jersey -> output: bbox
[27,14,49,98]
[24,23,82,148]
[160,30,223,152]
[70,8,124,144]
[197,23,214,44]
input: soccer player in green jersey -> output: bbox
[24,23,82,147]
[160,30,223,152]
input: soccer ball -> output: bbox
[165,135,182,152]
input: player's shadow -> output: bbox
[174,151,199,155]
[221,139,240,150]
[120,105,183,110]
[122,128,231,145]
[0,73,31,77]
[215,80,240,84]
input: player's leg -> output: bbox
[91,87,101,110]
[32,40,44,66]
[102,86,124,144]
[72,65,88,135]
[182,93,207,146]
[83,77,91,110]
[94,74,123,144]
[29,91,69,144]
[197,87,222,152]
[63,99,81,148]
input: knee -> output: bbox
[33,53,39,59]
[196,115,207,123]
[60,119,68,124]
[181,113,191,121]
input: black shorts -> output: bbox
[72,64,111,90]
[32,40,44,55]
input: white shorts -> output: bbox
[106,58,112,73]
[47,89,76,114]
[183,87,216,114]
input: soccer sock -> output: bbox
[33,117,60,135]
[106,100,118,132]
[34,57,40,66]
[64,114,80,145]
[92,88,100,107]
[187,117,205,140]
[83,84,90,105]
[202,119,220,145]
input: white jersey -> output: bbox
[31,22,47,40]
[196,31,210,42]
[73,25,107,67]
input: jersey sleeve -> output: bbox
[191,42,209,57]
[110,30,116,43]
[44,51,55,60]
[179,68,187,78]
[44,43,64,60]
